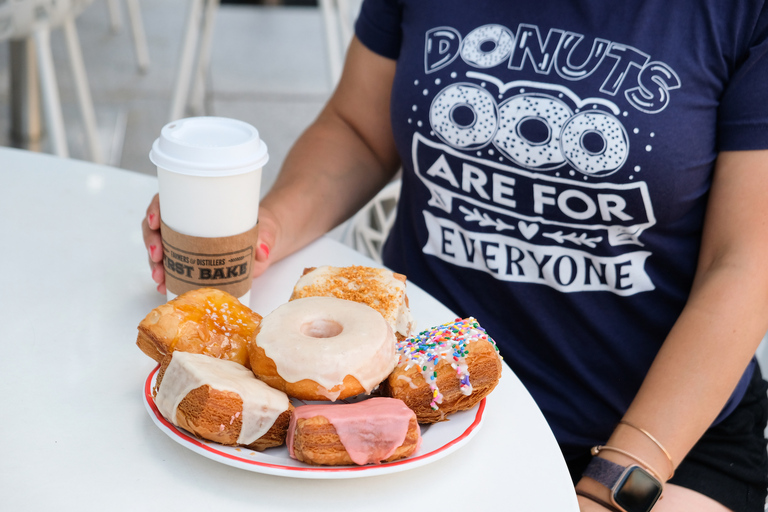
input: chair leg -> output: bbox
[62,16,104,164]
[125,0,150,73]
[337,0,355,44]
[189,0,219,116]
[319,0,343,86]
[33,29,69,159]
[169,0,205,122]
[106,0,123,33]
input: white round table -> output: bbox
[0,147,578,511]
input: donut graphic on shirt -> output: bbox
[429,84,630,176]
[429,83,499,150]
[560,110,629,177]
[491,94,573,171]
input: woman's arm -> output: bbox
[576,149,768,509]
[255,36,400,270]
[143,37,399,291]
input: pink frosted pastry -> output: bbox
[287,398,421,466]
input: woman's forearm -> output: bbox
[260,38,400,263]
[576,150,768,502]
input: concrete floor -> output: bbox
[0,0,335,193]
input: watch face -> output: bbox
[613,466,663,512]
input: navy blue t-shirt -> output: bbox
[355,0,768,458]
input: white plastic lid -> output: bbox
[149,117,269,176]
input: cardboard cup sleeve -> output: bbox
[160,221,258,298]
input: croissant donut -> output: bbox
[153,351,292,451]
[383,318,502,423]
[249,296,397,401]
[289,265,415,340]
[137,287,261,368]
[287,398,421,466]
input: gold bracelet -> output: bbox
[591,445,665,482]
[619,420,675,480]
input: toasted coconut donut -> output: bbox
[154,352,292,450]
[383,318,502,423]
[290,265,415,340]
[137,287,261,368]
[287,398,421,466]
[250,296,397,401]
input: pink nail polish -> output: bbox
[148,213,155,225]
[260,243,270,259]
[149,244,157,258]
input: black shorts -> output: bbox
[567,364,768,512]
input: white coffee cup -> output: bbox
[150,117,269,304]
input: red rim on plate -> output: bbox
[144,364,485,476]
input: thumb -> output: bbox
[252,208,279,278]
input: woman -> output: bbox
[143,2,768,510]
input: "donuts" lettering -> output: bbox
[460,24,515,68]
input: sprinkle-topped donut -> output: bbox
[386,318,502,423]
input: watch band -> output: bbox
[582,455,663,512]
[575,490,622,512]
[583,456,625,488]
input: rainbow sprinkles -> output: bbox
[395,317,500,410]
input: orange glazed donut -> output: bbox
[249,296,397,401]
[137,287,261,368]
[384,318,503,424]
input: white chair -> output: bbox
[330,179,401,263]
[1,0,103,163]
[104,0,150,73]
[168,0,219,122]
[319,0,361,86]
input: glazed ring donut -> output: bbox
[383,318,503,424]
[287,398,421,466]
[430,83,498,149]
[492,93,574,170]
[249,296,397,401]
[154,351,293,451]
[460,24,515,68]
[560,110,629,176]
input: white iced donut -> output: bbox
[430,83,498,149]
[492,93,574,170]
[560,110,629,176]
[249,296,397,401]
[460,24,515,68]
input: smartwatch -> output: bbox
[582,456,663,512]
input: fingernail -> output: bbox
[260,243,270,259]
[148,213,155,225]
[149,244,157,258]
[151,265,162,283]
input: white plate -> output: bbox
[144,365,485,478]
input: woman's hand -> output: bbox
[142,194,166,294]
[252,205,280,279]
[142,193,278,294]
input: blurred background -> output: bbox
[0,0,355,192]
